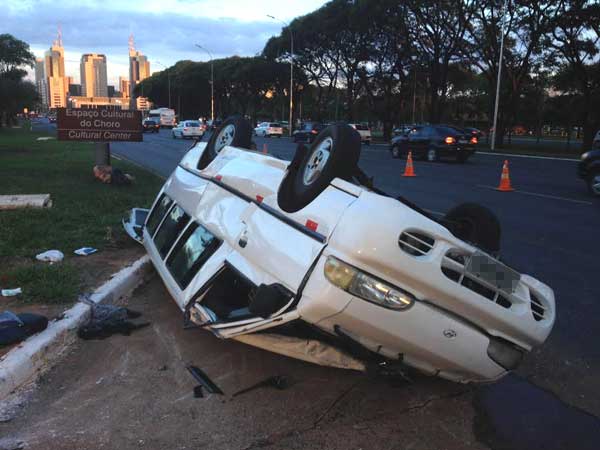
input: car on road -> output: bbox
[254,122,283,138]
[578,149,600,197]
[126,117,555,384]
[463,127,484,140]
[293,122,325,143]
[593,130,600,150]
[349,123,372,145]
[172,120,204,139]
[390,125,478,163]
[142,119,160,133]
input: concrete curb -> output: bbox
[0,255,153,400]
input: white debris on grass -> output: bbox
[35,250,64,263]
[1,288,22,297]
[36,137,55,141]
[74,247,98,256]
[0,194,52,210]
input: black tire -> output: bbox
[443,203,501,255]
[198,115,253,169]
[586,169,600,197]
[277,124,361,213]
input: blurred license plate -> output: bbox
[466,252,521,293]
[458,139,468,144]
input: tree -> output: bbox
[549,0,600,149]
[0,34,36,127]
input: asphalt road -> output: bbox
[12,119,599,449]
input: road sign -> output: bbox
[57,107,142,142]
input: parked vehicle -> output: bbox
[142,119,160,133]
[172,120,204,139]
[390,125,478,163]
[293,122,325,143]
[148,107,177,128]
[463,127,484,139]
[349,123,372,145]
[254,122,283,138]
[393,125,416,136]
[578,149,600,197]
[125,117,555,383]
[593,129,600,150]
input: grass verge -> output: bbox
[0,127,163,303]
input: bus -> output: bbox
[147,107,176,128]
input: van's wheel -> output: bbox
[587,169,600,197]
[198,115,253,169]
[443,203,501,255]
[278,125,361,213]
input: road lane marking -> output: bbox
[476,151,579,162]
[477,185,592,205]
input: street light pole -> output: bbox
[195,44,214,122]
[268,15,294,137]
[491,0,509,151]
[155,61,171,109]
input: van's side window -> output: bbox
[146,194,173,237]
[154,205,190,258]
[167,223,221,289]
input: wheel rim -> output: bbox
[214,124,235,153]
[592,175,600,195]
[427,149,436,161]
[303,137,332,186]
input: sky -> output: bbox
[5,0,327,86]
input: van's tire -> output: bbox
[198,115,253,169]
[443,203,501,255]
[278,124,361,213]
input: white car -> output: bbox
[254,122,283,138]
[126,117,555,383]
[349,123,372,145]
[172,120,204,139]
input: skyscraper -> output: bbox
[128,35,150,110]
[34,58,48,108]
[44,29,67,108]
[80,53,108,97]
[119,76,130,99]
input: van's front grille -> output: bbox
[530,292,546,321]
[441,250,512,310]
[398,231,435,256]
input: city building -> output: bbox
[67,96,127,109]
[44,30,67,108]
[119,76,130,99]
[107,85,115,98]
[80,53,108,97]
[69,84,82,96]
[128,34,150,110]
[136,96,151,111]
[34,58,48,109]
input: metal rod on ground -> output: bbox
[491,0,509,151]
[94,142,110,166]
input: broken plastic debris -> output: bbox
[36,136,55,141]
[1,288,22,297]
[35,250,64,263]
[74,247,98,256]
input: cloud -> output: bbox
[5,0,317,84]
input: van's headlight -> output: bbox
[324,256,414,310]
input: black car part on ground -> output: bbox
[278,124,361,213]
[232,375,289,398]
[0,312,48,347]
[198,115,253,169]
[77,295,149,340]
[187,365,224,395]
[441,203,501,256]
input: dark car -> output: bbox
[578,149,600,197]
[390,125,478,163]
[293,122,325,143]
[143,119,160,133]
[463,127,484,139]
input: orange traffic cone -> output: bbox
[496,160,514,191]
[262,143,268,154]
[402,151,417,177]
